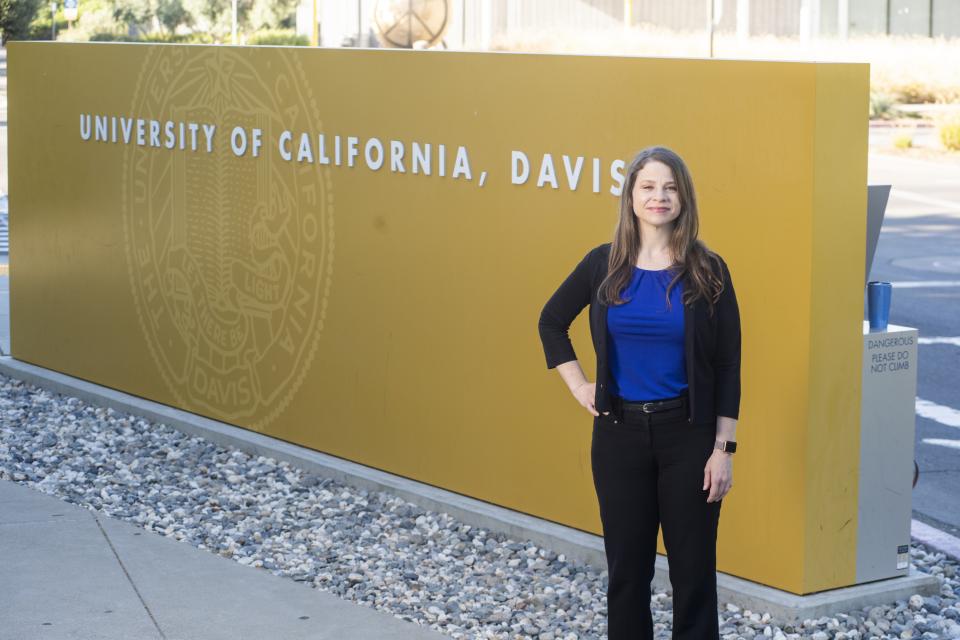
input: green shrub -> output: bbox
[891,131,913,149]
[48,1,115,41]
[140,32,183,42]
[27,9,69,40]
[247,29,307,46]
[892,82,940,105]
[89,31,215,44]
[869,92,900,120]
[181,31,215,44]
[940,117,960,152]
[89,31,129,41]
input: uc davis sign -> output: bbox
[8,42,868,594]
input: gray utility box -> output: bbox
[857,321,918,583]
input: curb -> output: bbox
[912,519,960,563]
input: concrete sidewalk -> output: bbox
[0,479,447,640]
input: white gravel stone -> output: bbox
[1,373,958,640]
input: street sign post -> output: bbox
[64,0,78,23]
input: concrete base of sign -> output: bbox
[0,356,940,623]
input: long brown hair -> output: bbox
[598,146,724,315]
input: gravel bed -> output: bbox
[1,373,958,639]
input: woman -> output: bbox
[537,146,741,639]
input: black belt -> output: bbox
[611,392,688,424]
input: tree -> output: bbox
[182,0,239,39]
[248,0,297,31]
[156,0,190,34]
[111,0,154,35]
[0,0,42,43]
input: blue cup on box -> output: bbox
[867,281,892,332]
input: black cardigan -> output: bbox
[538,242,741,424]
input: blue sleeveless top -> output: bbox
[605,267,688,401]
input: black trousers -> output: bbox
[591,402,722,639]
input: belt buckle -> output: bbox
[641,402,657,413]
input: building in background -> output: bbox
[296,0,960,49]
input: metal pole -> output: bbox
[929,0,934,38]
[800,0,809,42]
[311,0,318,46]
[624,0,631,29]
[231,0,237,44]
[736,0,750,41]
[358,0,363,46]
[707,0,715,57]
[811,0,820,40]
[885,0,891,35]
[50,2,57,40]
[838,0,849,39]
[461,0,466,47]
[480,0,491,50]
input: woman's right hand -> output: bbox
[573,382,609,417]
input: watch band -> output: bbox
[715,439,737,454]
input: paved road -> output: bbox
[1,46,7,355]
[868,152,960,536]
[1,45,6,196]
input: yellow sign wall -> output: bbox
[8,42,868,594]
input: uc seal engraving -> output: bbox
[122,46,334,428]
